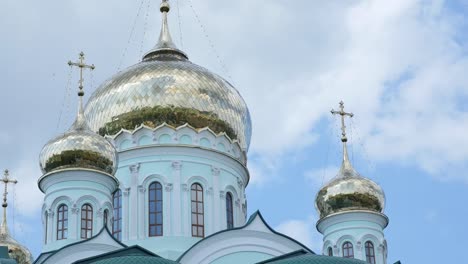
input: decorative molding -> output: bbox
[211,166,221,176]
[71,204,79,214]
[356,241,362,251]
[206,187,213,195]
[378,244,385,252]
[237,177,243,189]
[138,185,146,193]
[181,184,189,192]
[129,163,140,174]
[219,191,225,199]
[47,210,54,218]
[235,199,241,207]
[172,161,182,170]
[165,183,173,192]
[97,208,103,218]
[123,188,131,197]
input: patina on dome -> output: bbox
[84,0,252,150]
[40,79,117,175]
[316,101,385,219]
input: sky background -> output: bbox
[0,0,467,263]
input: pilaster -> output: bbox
[137,185,146,239]
[129,164,140,240]
[212,167,221,231]
[172,161,182,236]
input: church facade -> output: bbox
[0,1,395,264]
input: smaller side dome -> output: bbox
[40,53,117,175]
[316,101,385,219]
[39,118,117,175]
[315,159,385,219]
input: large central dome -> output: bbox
[84,1,251,150]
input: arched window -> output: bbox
[226,192,234,229]
[342,242,354,258]
[103,209,109,226]
[44,212,48,244]
[365,241,376,264]
[81,204,93,239]
[112,189,122,241]
[57,204,68,240]
[149,182,163,236]
[327,247,333,256]
[191,183,204,237]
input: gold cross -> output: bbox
[331,101,354,142]
[2,170,17,209]
[68,52,95,96]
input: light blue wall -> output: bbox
[319,212,388,264]
[113,141,249,260]
[40,170,117,253]
[210,252,273,264]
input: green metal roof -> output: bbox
[87,256,178,264]
[73,245,178,264]
[257,250,368,264]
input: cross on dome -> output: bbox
[68,51,95,97]
[1,169,17,232]
[331,100,354,143]
[331,101,354,164]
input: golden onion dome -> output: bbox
[0,222,33,264]
[316,101,385,219]
[39,91,117,175]
[84,0,252,151]
[315,144,385,219]
[0,170,33,264]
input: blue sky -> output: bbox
[0,1,467,263]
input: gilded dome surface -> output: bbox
[84,1,252,151]
[39,110,117,175]
[315,157,385,219]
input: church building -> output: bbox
[0,1,395,264]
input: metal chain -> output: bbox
[176,0,184,48]
[117,0,146,71]
[187,0,234,83]
[56,67,73,132]
[139,0,152,58]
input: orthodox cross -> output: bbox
[331,101,354,143]
[68,52,95,96]
[1,169,17,225]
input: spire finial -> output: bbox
[142,0,188,61]
[1,169,17,232]
[68,52,95,130]
[331,101,354,163]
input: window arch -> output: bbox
[57,204,68,240]
[342,242,354,258]
[226,192,234,229]
[112,189,122,241]
[81,204,93,239]
[191,183,204,237]
[365,241,376,264]
[327,247,333,256]
[149,182,163,236]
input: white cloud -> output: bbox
[275,215,323,253]
[225,0,468,184]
